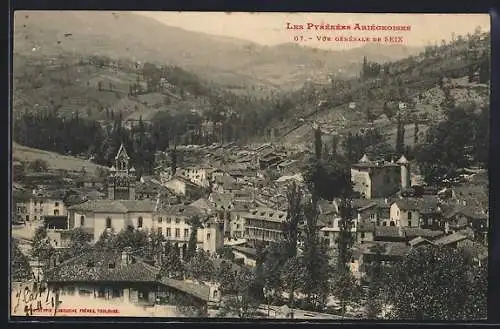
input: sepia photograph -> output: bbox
[10,11,490,320]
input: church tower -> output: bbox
[107,143,137,200]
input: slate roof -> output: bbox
[392,197,440,212]
[374,226,402,238]
[433,232,467,246]
[67,199,156,213]
[158,204,205,218]
[362,241,410,257]
[402,228,444,239]
[189,198,215,214]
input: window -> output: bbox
[80,216,85,226]
[34,216,37,221]
[138,217,143,228]
[408,212,412,220]
[112,288,121,298]
[158,217,163,223]
[40,200,44,205]
[408,221,412,227]
[184,229,189,238]
[323,231,329,237]
[106,217,112,229]
[53,209,59,216]
[166,228,171,237]
[382,222,387,226]
[175,228,180,238]
[87,261,94,268]
[157,227,163,235]
[166,217,171,224]
[390,221,395,227]
[361,232,365,239]
[175,218,180,224]
[108,262,116,269]
[34,209,38,214]
[55,202,59,207]
[207,233,211,240]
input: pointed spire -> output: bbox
[115,143,130,160]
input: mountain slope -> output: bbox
[14,11,422,91]
[268,32,490,147]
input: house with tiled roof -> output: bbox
[17,189,69,223]
[163,175,204,199]
[153,203,224,256]
[353,198,392,227]
[44,249,210,310]
[389,196,441,228]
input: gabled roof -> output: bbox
[44,250,211,301]
[45,250,159,283]
[67,199,156,213]
[115,143,130,160]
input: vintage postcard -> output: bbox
[11,11,490,320]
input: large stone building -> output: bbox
[66,144,223,254]
[350,154,410,199]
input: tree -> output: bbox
[147,230,165,265]
[114,226,149,256]
[32,227,55,266]
[59,227,93,261]
[215,260,237,295]
[218,267,261,318]
[416,105,480,185]
[300,199,331,311]
[185,216,201,262]
[160,241,184,279]
[314,125,322,160]
[95,229,117,250]
[332,191,359,317]
[27,159,49,172]
[283,182,303,258]
[185,250,215,282]
[362,244,387,319]
[281,256,305,308]
[387,245,486,320]
[11,240,33,281]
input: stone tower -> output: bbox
[396,155,411,190]
[107,143,136,200]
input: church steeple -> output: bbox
[115,143,130,173]
[107,142,136,200]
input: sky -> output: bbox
[136,12,490,50]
